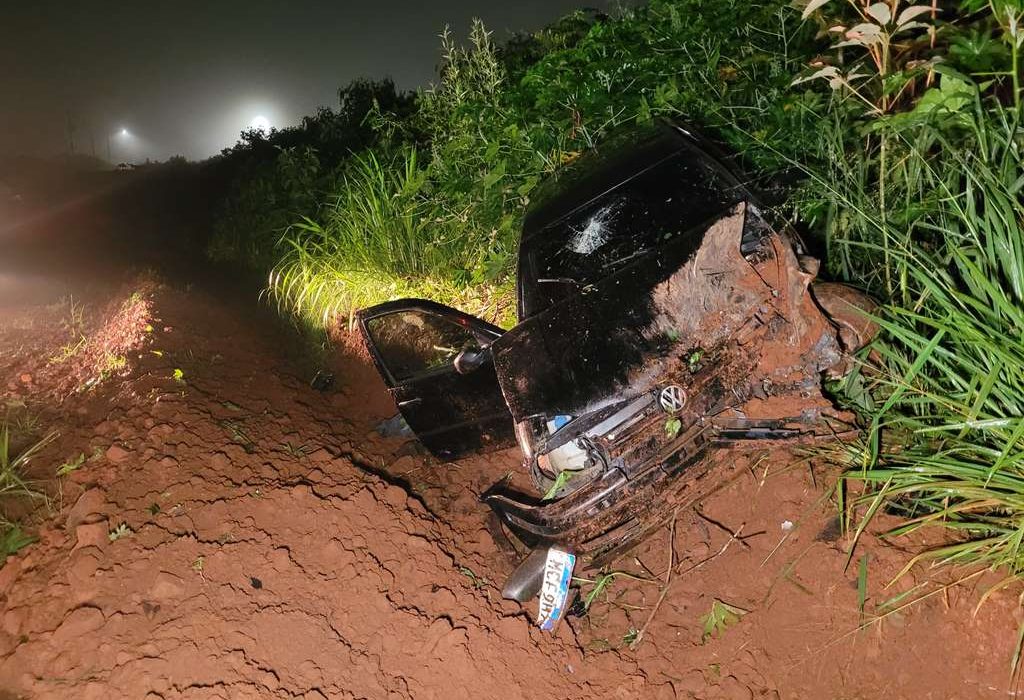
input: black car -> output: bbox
[357,121,874,601]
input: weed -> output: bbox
[459,566,491,590]
[172,368,185,383]
[281,441,311,458]
[573,569,654,613]
[57,295,87,339]
[664,417,682,439]
[108,523,133,542]
[270,149,516,327]
[220,419,255,452]
[0,418,55,556]
[49,337,86,365]
[0,423,54,502]
[857,554,869,620]
[687,349,703,372]
[3,403,38,436]
[700,599,748,643]
[0,524,35,561]
[99,353,128,376]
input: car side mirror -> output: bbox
[454,346,490,375]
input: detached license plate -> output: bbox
[537,547,575,631]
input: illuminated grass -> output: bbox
[269,149,516,328]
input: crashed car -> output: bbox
[356,121,874,613]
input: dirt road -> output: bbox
[1,235,1022,699]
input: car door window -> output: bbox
[366,310,478,382]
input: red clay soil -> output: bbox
[1,258,1023,699]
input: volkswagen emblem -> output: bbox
[659,384,687,413]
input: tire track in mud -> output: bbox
[0,281,643,700]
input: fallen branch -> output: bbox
[629,511,677,651]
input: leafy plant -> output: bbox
[665,417,683,439]
[700,599,748,642]
[0,524,35,561]
[108,523,133,542]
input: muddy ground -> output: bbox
[1,223,1023,699]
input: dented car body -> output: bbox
[356,122,873,601]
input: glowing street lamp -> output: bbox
[108,127,133,164]
[249,115,271,132]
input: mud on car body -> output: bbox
[356,121,875,603]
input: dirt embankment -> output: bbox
[1,256,1022,699]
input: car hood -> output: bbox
[490,204,840,423]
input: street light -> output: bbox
[249,115,271,132]
[108,127,133,164]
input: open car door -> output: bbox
[356,299,516,460]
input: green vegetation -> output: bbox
[211,2,820,325]
[793,0,1024,584]
[57,453,86,477]
[0,418,54,560]
[209,0,1024,589]
[700,599,748,642]
[107,523,133,542]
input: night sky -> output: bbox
[2,1,626,161]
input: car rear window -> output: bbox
[518,149,745,318]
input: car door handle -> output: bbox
[398,398,422,407]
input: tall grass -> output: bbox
[788,0,1024,583]
[819,88,1024,575]
[0,421,53,560]
[269,149,516,327]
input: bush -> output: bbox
[795,0,1024,580]
[260,1,818,325]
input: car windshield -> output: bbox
[519,148,745,318]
